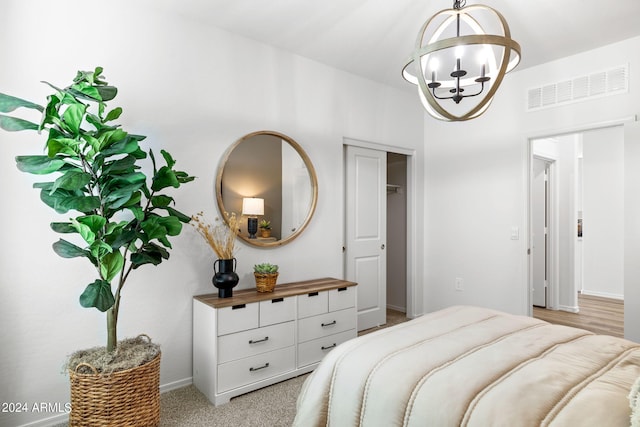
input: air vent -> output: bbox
[526,64,628,111]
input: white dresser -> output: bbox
[193,278,357,405]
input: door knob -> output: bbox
[381,244,385,250]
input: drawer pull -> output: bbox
[248,336,269,344]
[321,343,337,351]
[308,292,319,297]
[231,304,246,310]
[271,298,284,303]
[249,362,270,372]
[321,320,337,327]
[337,287,347,292]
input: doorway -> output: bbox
[343,141,414,331]
[529,126,625,316]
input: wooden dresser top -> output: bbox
[194,277,357,309]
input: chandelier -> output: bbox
[402,0,521,121]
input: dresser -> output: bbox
[193,277,357,405]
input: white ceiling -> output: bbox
[158,0,640,91]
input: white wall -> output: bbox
[0,1,424,426]
[423,36,640,324]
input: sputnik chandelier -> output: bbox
[402,0,521,121]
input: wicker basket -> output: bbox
[255,272,278,292]
[69,352,161,427]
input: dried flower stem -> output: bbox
[191,211,240,259]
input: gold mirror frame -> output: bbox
[216,130,318,248]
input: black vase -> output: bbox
[213,258,239,298]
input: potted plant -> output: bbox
[0,67,194,426]
[259,219,272,238]
[254,262,279,292]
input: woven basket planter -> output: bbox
[255,272,278,292]
[69,352,161,427]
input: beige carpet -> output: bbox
[160,374,309,426]
[53,309,408,426]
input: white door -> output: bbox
[345,146,387,331]
[532,157,548,307]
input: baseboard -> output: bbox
[17,412,68,427]
[16,377,194,427]
[160,377,193,393]
[558,305,580,313]
[580,290,624,300]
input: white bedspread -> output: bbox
[294,306,640,427]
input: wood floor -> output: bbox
[533,294,624,338]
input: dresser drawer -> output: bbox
[217,303,259,336]
[298,308,356,343]
[217,346,295,393]
[260,296,295,326]
[218,321,294,364]
[297,291,328,318]
[328,286,356,312]
[297,329,356,367]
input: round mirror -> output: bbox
[216,131,318,247]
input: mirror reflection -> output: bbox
[216,131,318,247]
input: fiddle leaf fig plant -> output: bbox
[0,67,195,352]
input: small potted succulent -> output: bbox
[253,262,279,292]
[259,219,271,238]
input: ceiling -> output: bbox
[158,0,640,91]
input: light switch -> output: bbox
[511,226,519,240]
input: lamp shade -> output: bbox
[242,197,264,216]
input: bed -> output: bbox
[293,305,640,427]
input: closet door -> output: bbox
[345,145,387,331]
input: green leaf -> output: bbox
[77,215,107,233]
[39,187,100,214]
[160,149,175,168]
[175,170,196,184]
[0,114,39,131]
[105,107,122,122]
[101,155,136,175]
[139,216,165,242]
[100,251,123,283]
[89,240,113,260]
[98,131,134,155]
[62,103,86,135]
[158,215,182,236]
[165,206,192,223]
[52,238,89,259]
[96,86,117,102]
[50,170,91,193]
[79,279,115,312]
[131,242,169,268]
[16,155,65,174]
[39,93,61,129]
[50,222,76,233]
[151,166,179,191]
[151,195,173,208]
[71,218,96,245]
[0,92,43,113]
[47,136,80,157]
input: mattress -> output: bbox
[294,305,640,426]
